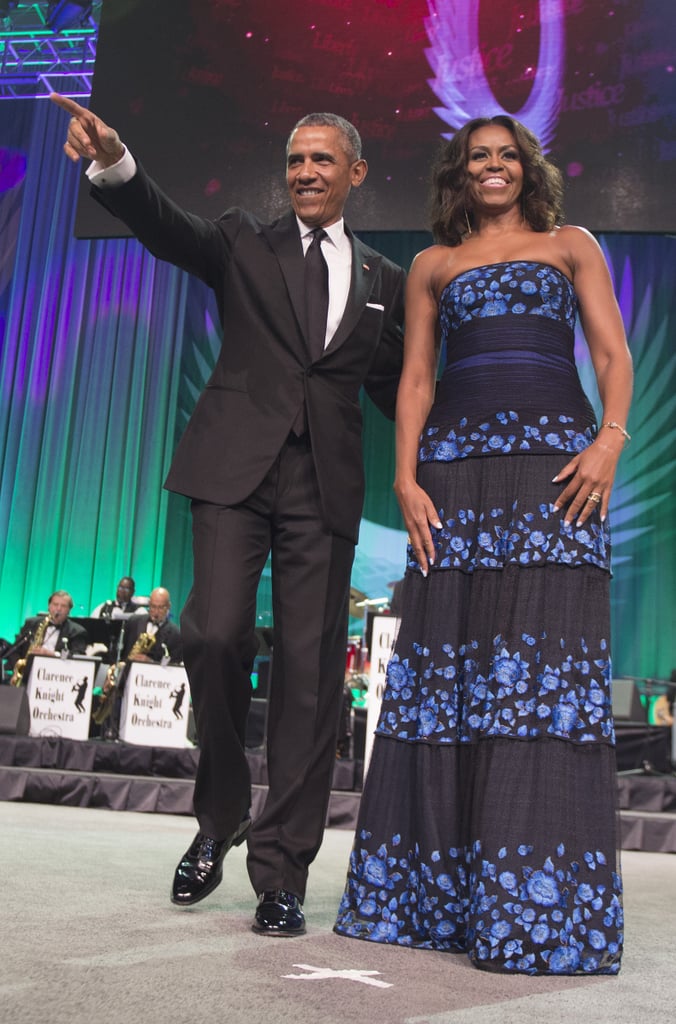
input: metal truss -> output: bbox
[0,2,101,100]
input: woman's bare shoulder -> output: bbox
[409,243,461,290]
[554,223,603,255]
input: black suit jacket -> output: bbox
[10,616,89,666]
[93,166,405,542]
[121,614,183,665]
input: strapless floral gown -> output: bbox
[335,262,623,975]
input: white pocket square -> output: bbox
[366,302,385,311]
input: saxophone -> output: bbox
[12,615,50,687]
[92,631,156,725]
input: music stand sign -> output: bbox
[26,655,96,739]
[119,664,191,747]
[364,614,400,773]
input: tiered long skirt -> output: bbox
[334,453,623,975]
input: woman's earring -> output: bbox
[464,208,472,236]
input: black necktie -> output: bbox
[304,228,329,361]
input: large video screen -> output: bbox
[75,0,676,237]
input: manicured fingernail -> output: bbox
[435,521,442,528]
[421,569,428,578]
[553,503,560,511]
[551,475,559,482]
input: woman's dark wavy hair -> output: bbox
[429,115,564,246]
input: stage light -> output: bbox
[46,1,93,33]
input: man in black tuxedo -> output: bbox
[52,94,405,936]
[121,587,183,666]
[94,587,183,740]
[9,590,89,674]
[91,576,146,620]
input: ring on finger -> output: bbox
[586,492,602,504]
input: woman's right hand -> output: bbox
[394,476,442,577]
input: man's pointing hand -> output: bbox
[50,93,125,168]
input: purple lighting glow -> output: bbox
[0,148,27,192]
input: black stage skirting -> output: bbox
[615,723,673,774]
[0,729,674,851]
[0,734,363,828]
[618,772,676,854]
[1,724,668,782]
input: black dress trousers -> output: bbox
[181,432,355,900]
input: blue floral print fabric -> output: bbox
[404,498,609,573]
[439,261,577,332]
[337,818,623,974]
[419,262,597,465]
[378,630,613,747]
[334,263,623,974]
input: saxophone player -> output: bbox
[93,587,183,738]
[7,591,89,681]
[121,588,183,666]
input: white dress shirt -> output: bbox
[41,624,60,653]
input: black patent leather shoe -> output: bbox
[252,889,306,936]
[170,818,251,906]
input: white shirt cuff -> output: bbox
[86,146,137,187]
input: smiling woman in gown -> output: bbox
[334,115,633,976]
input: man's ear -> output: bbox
[351,159,368,188]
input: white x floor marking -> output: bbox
[283,963,393,988]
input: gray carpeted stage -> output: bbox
[1,800,675,1024]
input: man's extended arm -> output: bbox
[50,92,228,290]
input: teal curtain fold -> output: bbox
[0,100,189,623]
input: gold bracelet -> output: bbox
[601,421,631,443]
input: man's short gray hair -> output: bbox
[287,113,362,163]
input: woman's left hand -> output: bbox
[552,437,623,525]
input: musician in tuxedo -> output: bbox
[9,590,89,670]
[52,94,405,937]
[92,587,183,741]
[91,576,146,620]
[121,587,183,666]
